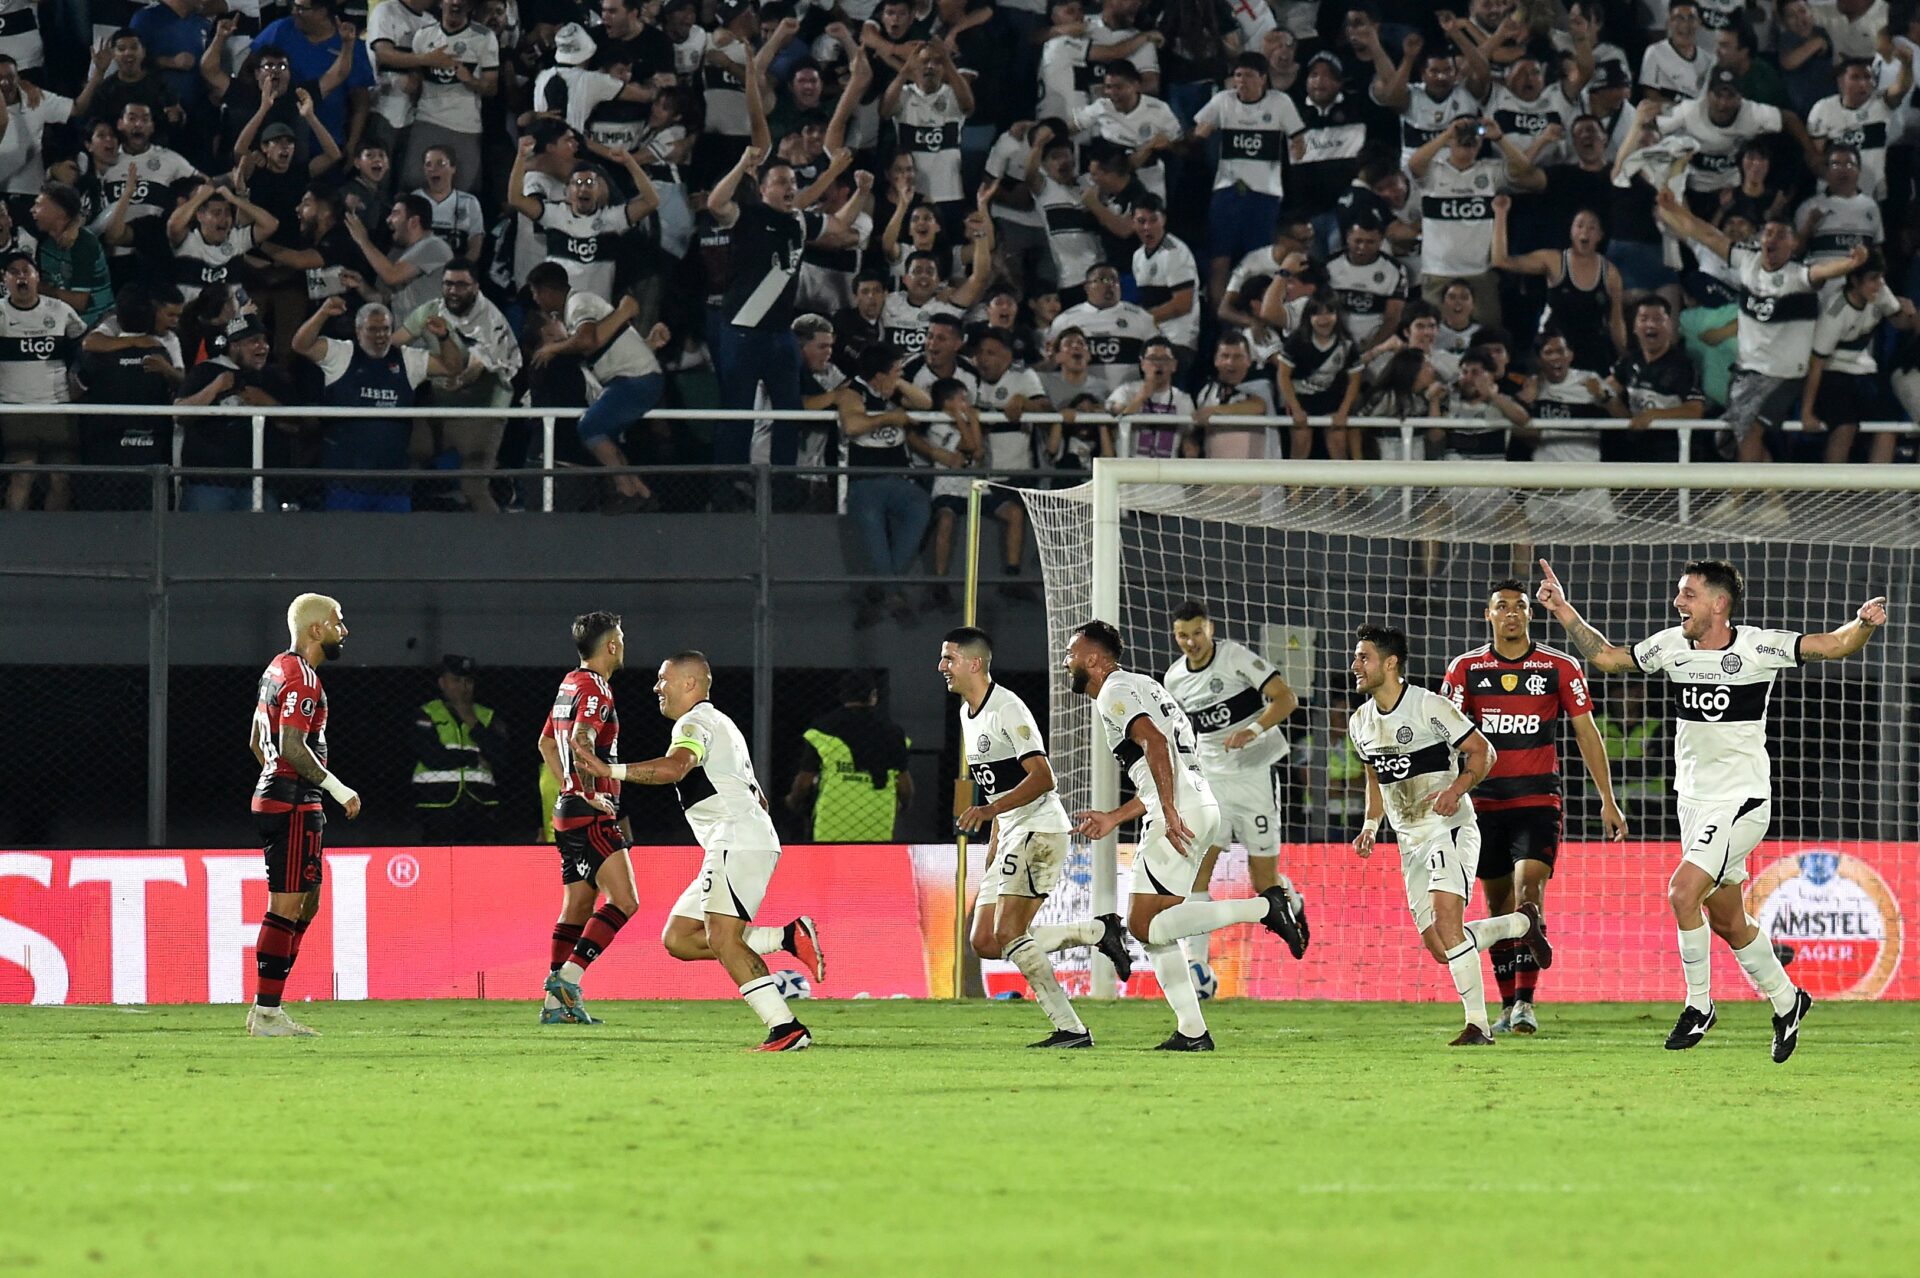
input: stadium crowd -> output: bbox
[4,0,1920,522]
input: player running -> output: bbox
[245,593,362,1037]
[1537,559,1887,1061]
[1348,624,1553,1047]
[1065,621,1304,1051]
[1164,601,1310,979]
[1441,579,1627,1035]
[623,651,817,1051]
[941,626,1133,1049]
[538,611,642,1026]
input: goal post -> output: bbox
[1019,458,1920,1001]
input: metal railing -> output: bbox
[6,403,1914,516]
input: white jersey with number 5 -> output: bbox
[670,700,780,851]
[1630,625,1803,803]
[1348,684,1479,839]
[1163,638,1290,775]
[960,682,1072,843]
[1095,669,1211,823]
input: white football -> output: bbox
[1190,961,1218,1001]
[772,970,813,1000]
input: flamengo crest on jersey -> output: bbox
[1440,643,1591,810]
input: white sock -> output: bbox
[1146,941,1207,1037]
[739,974,792,1029]
[1731,930,1798,1015]
[1181,890,1213,966]
[1004,934,1085,1033]
[1031,920,1104,952]
[745,925,782,956]
[1147,896,1265,946]
[1678,924,1713,1011]
[1464,912,1529,952]
[557,960,585,984]
[543,990,561,1009]
[1445,939,1490,1033]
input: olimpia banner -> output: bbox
[0,841,1910,1004]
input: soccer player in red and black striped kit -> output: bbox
[537,611,643,1025]
[1441,580,1627,1034]
[246,593,362,1038]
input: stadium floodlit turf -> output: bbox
[3,999,1914,1277]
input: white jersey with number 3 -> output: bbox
[670,700,780,850]
[1630,625,1803,803]
[1095,669,1211,823]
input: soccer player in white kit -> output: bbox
[1164,601,1310,979]
[940,627,1134,1048]
[1347,625,1553,1047]
[1537,559,1888,1061]
[619,651,824,1052]
[1065,621,1304,1051]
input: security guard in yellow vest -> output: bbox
[785,672,913,841]
[413,654,509,844]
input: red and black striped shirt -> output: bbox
[1440,643,1591,811]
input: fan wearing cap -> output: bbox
[0,252,83,513]
[1289,50,1371,217]
[534,21,657,134]
[412,654,509,843]
[1650,67,1823,212]
[174,311,291,512]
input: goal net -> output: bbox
[1013,460,1920,1004]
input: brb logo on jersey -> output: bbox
[1747,850,1902,999]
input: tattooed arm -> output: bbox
[1535,558,1638,674]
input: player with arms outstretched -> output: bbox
[539,611,642,1025]
[1349,624,1552,1047]
[1066,621,1304,1051]
[1537,559,1887,1061]
[1441,579,1626,1034]
[245,592,362,1037]
[941,627,1133,1048]
[623,651,819,1051]
[1164,601,1310,980]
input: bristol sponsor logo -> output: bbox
[1748,850,1902,999]
[1480,712,1542,736]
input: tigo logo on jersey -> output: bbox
[1747,850,1902,999]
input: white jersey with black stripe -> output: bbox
[669,700,780,851]
[1348,684,1479,839]
[1164,638,1290,775]
[959,683,1071,842]
[1094,669,1211,824]
[1631,625,1803,803]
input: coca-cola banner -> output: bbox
[924,839,1916,1004]
[0,846,932,1005]
[2,840,1910,1005]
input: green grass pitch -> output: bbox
[3,999,1914,1278]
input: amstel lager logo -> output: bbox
[1747,850,1903,1000]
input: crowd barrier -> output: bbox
[1,839,1908,1005]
